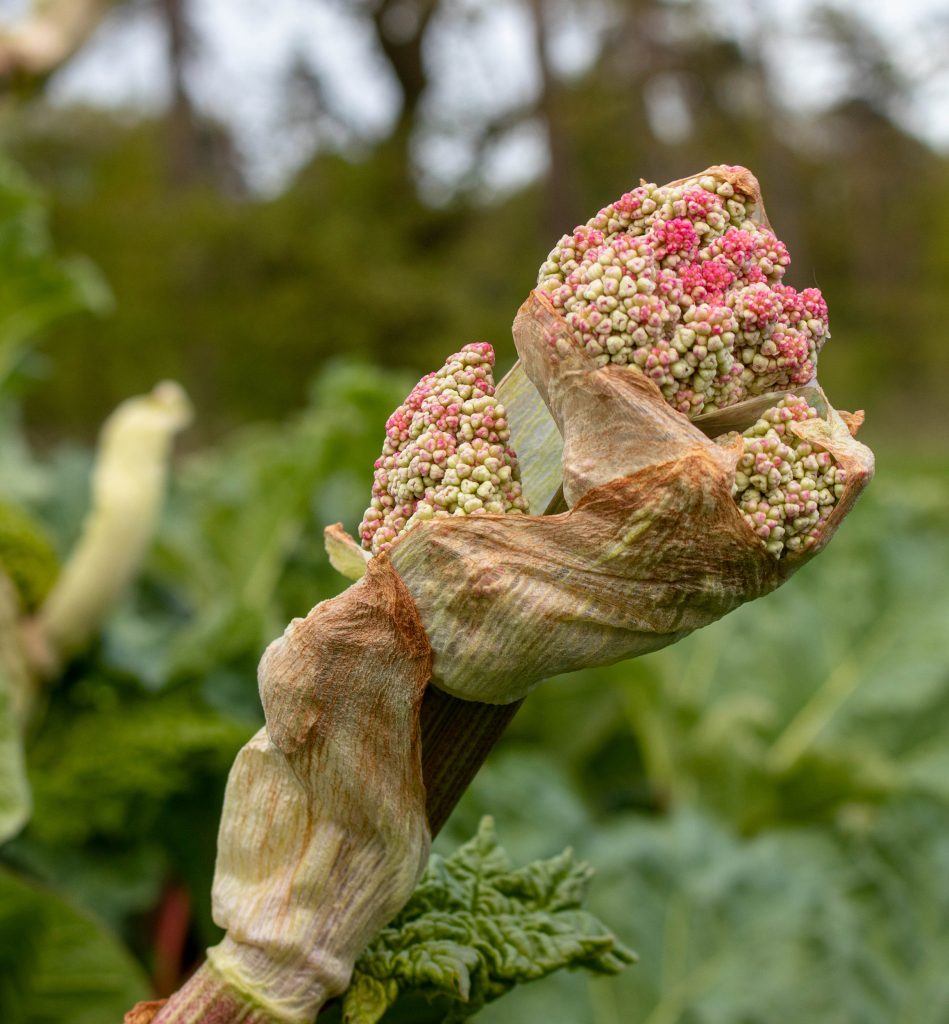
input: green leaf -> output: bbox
[0,157,110,391]
[0,670,30,844]
[0,866,150,1023]
[0,499,60,613]
[26,679,249,847]
[341,975,400,1024]
[343,817,635,1024]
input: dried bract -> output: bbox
[386,292,873,705]
[203,560,432,1024]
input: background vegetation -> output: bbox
[0,1,947,1021]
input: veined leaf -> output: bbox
[0,866,150,1023]
[343,817,635,1023]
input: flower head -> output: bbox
[360,343,528,555]
[727,395,845,557]
[537,170,828,417]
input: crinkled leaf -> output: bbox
[343,817,635,1023]
[342,975,400,1024]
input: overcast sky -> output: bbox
[3,0,946,193]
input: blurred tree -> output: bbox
[0,0,118,83]
[157,0,199,186]
[0,0,241,190]
[326,0,439,200]
[155,0,243,192]
[0,0,944,445]
[526,0,578,235]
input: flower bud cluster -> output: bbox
[537,170,829,417]
[728,396,845,557]
[360,343,529,555]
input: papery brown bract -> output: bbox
[157,560,432,1024]
[385,289,872,705]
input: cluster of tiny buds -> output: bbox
[724,395,846,558]
[359,343,529,555]
[537,171,829,418]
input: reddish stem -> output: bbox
[153,881,192,997]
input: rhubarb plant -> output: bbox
[133,165,873,1024]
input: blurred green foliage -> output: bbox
[0,498,58,613]
[0,155,109,396]
[8,114,537,442]
[2,347,947,1018]
[6,96,947,449]
[0,866,150,1023]
[0,2,948,1016]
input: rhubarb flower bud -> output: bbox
[537,166,827,417]
[723,394,847,558]
[358,342,528,555]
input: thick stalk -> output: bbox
[127,961,274,1024]
[0,572,31,843]
[132,688,521,1024]
[418,686,522,835]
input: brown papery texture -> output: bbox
[668,164,772,227]
[387,292,873,705]
[155,559,432,1024]
[125,1000,167,1024]
[145,167,876,1023]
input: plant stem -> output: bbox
[0,572,32,724]
[419,685,522,835]
[134,960,275,1023]
[134,685,522,1024]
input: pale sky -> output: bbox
[3,0,946,194]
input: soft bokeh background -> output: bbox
[1,1,948,1021]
